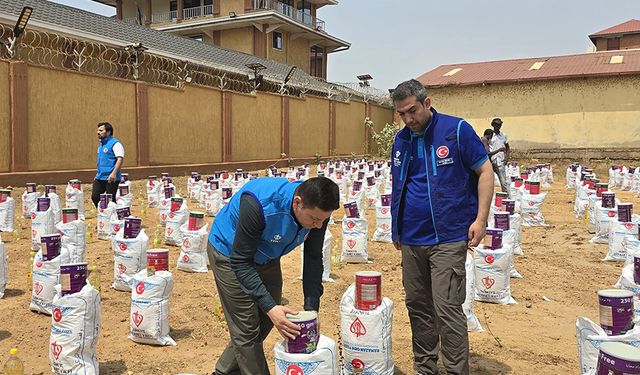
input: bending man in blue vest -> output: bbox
[207,176,340,375]
[390,79,494,375]
[92,122,124,207]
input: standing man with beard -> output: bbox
[92,122,124,207]
[390,79,493,375]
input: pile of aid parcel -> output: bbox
[566,162,640,374]
[8,179,100,374]
[273,271,394,375]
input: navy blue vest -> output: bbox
[391,108,484,244]
[96,136,121,181]
[208,178,310,264]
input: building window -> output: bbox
[310,46,324,78]
[607,37,620,51]
[188,34,204,42]
[272,32,283,50]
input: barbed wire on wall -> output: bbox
[330,82,392,106]
[0,22,392,106]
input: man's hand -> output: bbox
[108,173,116,183]
[393,241,401,251]
[267,305,301,340]
[468,219,487,247]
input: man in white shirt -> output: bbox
[489,118,510,196]
[92,122,125,207]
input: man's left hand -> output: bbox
[468,219,486,247]
[107,173,116,183]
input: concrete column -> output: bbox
[329,100,336,156]
[222,91,233,162]
[177,0,184,22]
[144,0,152,27]
[365,102,371,154]
[9,61,28,172]
[115,0,123,20]
[281,96,290,157]
[136,83,149,166]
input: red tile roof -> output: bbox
[589,19,640,38]
[417,49,640,88]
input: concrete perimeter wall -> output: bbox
[0,60,394,184]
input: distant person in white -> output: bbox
[489,118,510,196]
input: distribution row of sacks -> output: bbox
[292,188,538,373]
[567,163,640,262]
[566,162,640,374]
[491,171,550,227]
[576,261,640,374]
[608,164,640,193]
[22,219,398,375]
[23,212,206,374]
[0,179,94,234]
[148,161,394,269]
[566,163,640,192]
[504,162,555,188]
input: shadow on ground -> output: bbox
[100,360,127,374]
[170,327,194,342]
[0,331,11,342]
[3,288,25,298]
[468,352,513,374]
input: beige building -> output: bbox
[416,21,640,154]
[92,0,349,79]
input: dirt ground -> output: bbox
[0,163,634,374]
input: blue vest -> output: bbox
[390,108,487,244]
[96,136,121,181]
[208,178,310,264]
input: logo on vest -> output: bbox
[103,147,109,153]
[270,234,282,243]
[393,150,402,167]
[436,145,449,158]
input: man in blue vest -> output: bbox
[207,176,340,375]
[92,122,124,207]
[390,79,494,375]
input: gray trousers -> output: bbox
[492,163,510,197]
[401,241,469,375]
[207,243,282,375]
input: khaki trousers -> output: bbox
[401,241,469,375]
[208,243,282,375]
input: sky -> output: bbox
[51,0,640,90]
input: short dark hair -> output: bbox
[483,129,493,137]
[391,79,427,105]
[98,122,114,136]
[295,177,340,212]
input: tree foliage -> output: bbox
[364,117,398,159]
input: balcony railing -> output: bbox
[183,4,214,19]
[251,0,326,32]
[296,9,325,32]
[152,10,178,24]
[126,1,325,32]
